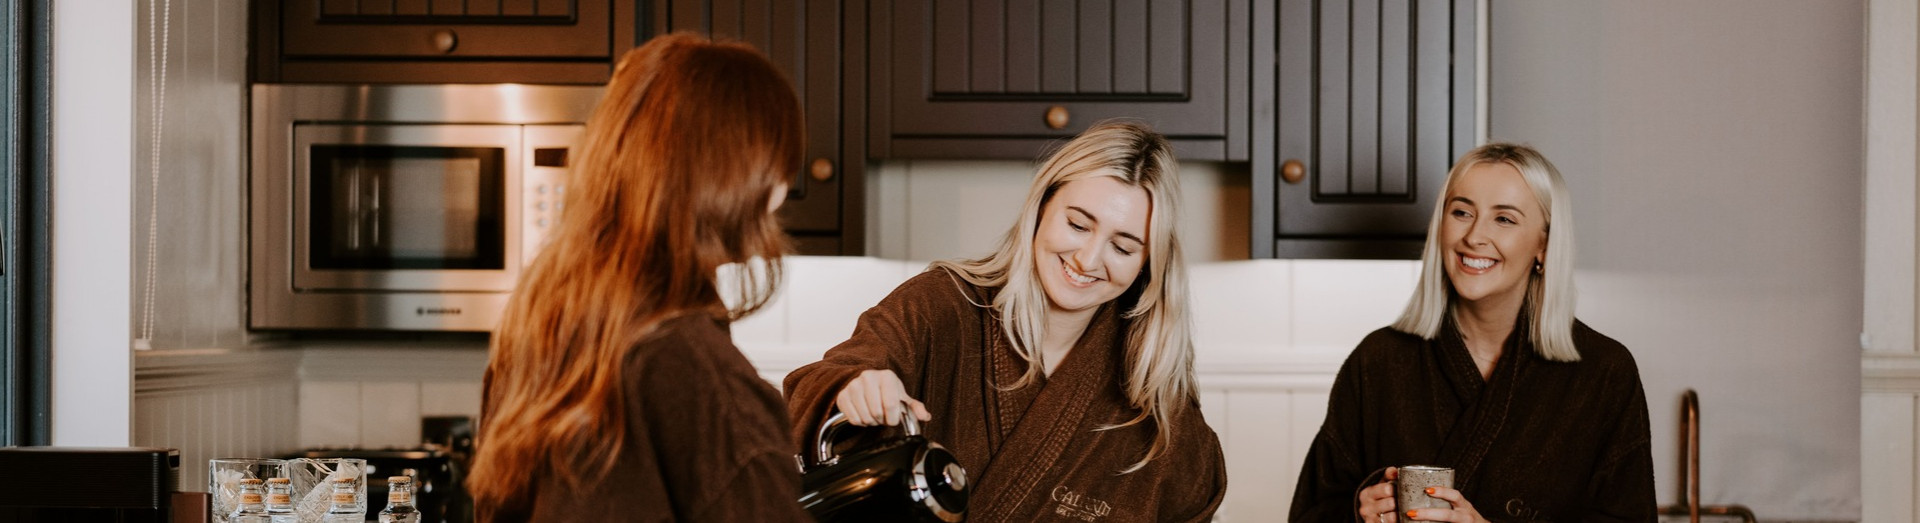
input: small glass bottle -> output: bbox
[229,478,270,523]
[322,476,365,523]
[378,476,421,523]
[264,477,296,523]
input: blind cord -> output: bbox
[136,0,170,350]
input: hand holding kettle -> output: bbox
[799,396,969,522]
[835,369,934,426]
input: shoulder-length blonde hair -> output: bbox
[469,33,803,502]
[930,120,1195,472]
[1391,142,1580,361]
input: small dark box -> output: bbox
[0,447,179,523]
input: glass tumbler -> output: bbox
[208,458,288,523]
[286,457,369,519]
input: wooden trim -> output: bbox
[133,349,301,395]
[1866,355,1920,392]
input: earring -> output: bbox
[1534,261,1544,274]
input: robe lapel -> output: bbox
[985,313,1041,454]
[971,304,1124,523]
[1431,321,1529,492]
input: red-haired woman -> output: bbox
[468,33,810,522]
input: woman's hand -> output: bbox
[833,369,933,426]
[1357,466,1400,523]
[1403,487,1490,523]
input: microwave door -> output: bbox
[292,124,522,293]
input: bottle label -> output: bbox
[268,493,291,504]
[240,493,263,503]
[333,492,356,503]
[389,492,411,503]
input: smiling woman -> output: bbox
[784,120,1227,523]
[1290,143,1655,523]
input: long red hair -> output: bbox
[468,33,803,504]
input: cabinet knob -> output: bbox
[431,30,459,54]
[1044,106,1070,130]
[1281,159,1306,184]
[809,158,834,182]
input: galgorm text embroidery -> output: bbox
[1050,485,1112,522]
[1504,498,1554,523]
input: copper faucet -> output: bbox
[1656,389,1756,522]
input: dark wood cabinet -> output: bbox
[253,0,636,83]
[867,0,1250,162]
[653,0,865,255]
[1251,0,1477,259]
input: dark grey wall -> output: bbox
[1492,1,1864,519]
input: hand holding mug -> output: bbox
[1356,466,1399,523]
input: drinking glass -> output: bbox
[208,458,287,523]
[286,457,369,520]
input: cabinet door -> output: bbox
[255,0,633,83]
[871,0,1248,161]
[661,0,858,254]
[1252,0,1475,259]
[282,0,611,59]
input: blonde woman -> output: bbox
[1289,143,1655,522]
[784,121,1227,523]
[469,34,810,522]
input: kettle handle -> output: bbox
[813,403,922,467]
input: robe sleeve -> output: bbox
[1290,337,1377,523]
[640,321,813,523]
[781,269,973,449]
[1171,416,1231,523]
[1578,357,1658,522]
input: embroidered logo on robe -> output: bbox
[1050,485,1112,521]
[1504,498,1554,522]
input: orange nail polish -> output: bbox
[1425,487,1435,495]
[1407,510,1419,519]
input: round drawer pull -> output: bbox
[1281,159,1306,184]
[809,158,834,182]
[1044,106,1070,130]
[432,30,459,54]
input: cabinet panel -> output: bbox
[664,0,860,254]
[282,0,611,58]
[253,0,636,84]
[1253,0,1476,259]
[872,0,1249,161]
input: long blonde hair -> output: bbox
[469,33,803,503]
[930,120,1195,472]
[1391,142,1580,361]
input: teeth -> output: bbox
[1065,264,1097,284]
[1462,256,1496,270]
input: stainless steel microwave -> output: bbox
[250,84,603,331]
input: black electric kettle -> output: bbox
[797,408,969,522]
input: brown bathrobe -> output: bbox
[1289,319,1656,522]
[784,269,1227,523]
[477,313,812,522]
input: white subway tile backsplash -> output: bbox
[1221,390,1295,521]
[1289,260,1418,352]
[1189,260,1293,355]
[420,381,483,419]
[720,260,790,348]
[298,381,361,449]
[1287,391,1331,491]
[897,161,1034,262]
[359,382,422,448]
[783,257,916,350]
